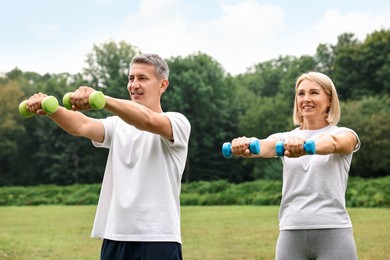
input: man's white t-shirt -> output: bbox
[90,112,190,243]
[270,125,360,230]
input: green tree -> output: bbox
[2,71,109,186]
[329,33,361,99]
[314,43,335,76]
[332,30,390,99]
[238,94,291,179]
[237,56,296,97]
[166,53,244,182]
[235,55,318,179]
[340,95,390,177]
[358,29,390,95]
[0,81,26,185]
[3,30,390,186]
[84,40,140,99]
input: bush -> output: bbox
[346,177,390,207]
[0,184,101,206]
[0,177,389,207]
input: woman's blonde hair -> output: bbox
[293,71,340,126]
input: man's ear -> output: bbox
[160,79,169,94]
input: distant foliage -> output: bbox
[1,29,390,185]
[346,177,390,207]
[340,95,390,177]
[1,177,389,207]
[0,184,101,206]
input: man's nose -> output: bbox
[129,81,140,89]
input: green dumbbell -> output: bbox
[18,96,59,118]
[62,91,106,110]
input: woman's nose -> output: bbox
[303,94,311,102]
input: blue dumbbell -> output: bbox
[222,139,260,158]
[275,140,316,156]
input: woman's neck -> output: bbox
[300,119,329,130]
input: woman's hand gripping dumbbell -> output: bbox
[62,89,106,110]
[275,139,316,156]
[19,94,59,118]
[222,138,260,158]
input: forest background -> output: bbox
[1,29,389,187]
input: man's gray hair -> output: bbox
[130,53,169,79]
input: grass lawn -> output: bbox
[0,206,389,259]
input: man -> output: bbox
[26,54,191,259]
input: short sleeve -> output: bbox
[91,116,118,149]
[331,127,361,153]
[163,112,191,148]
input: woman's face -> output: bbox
[296,79,331,121]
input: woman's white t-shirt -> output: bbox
[90,112,190,243]
[271,125,360,230]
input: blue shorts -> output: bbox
[100,239,182,260]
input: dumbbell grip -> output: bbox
[222,139,260,158]
[275,140,316,156]
[19,96,59,118]
[62,91,106,110]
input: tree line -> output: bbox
[0,29,389,186]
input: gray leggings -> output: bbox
[275,228,357,260]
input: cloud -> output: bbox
[97,0,116,3]
[28,22,60,38]
[197,0,284,73]
[118,0,284,74]
[203,1,284,43]
[312,9,390,43]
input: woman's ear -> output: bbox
[327,96,331,109]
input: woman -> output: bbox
[231,72,360,259]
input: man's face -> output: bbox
[127,63,166,110]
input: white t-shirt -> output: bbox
[271,125,360,230]
[90,112,190,243]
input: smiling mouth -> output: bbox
[302,105,315,111]
[131,92,143,98]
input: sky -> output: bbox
[1,0,389,76]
